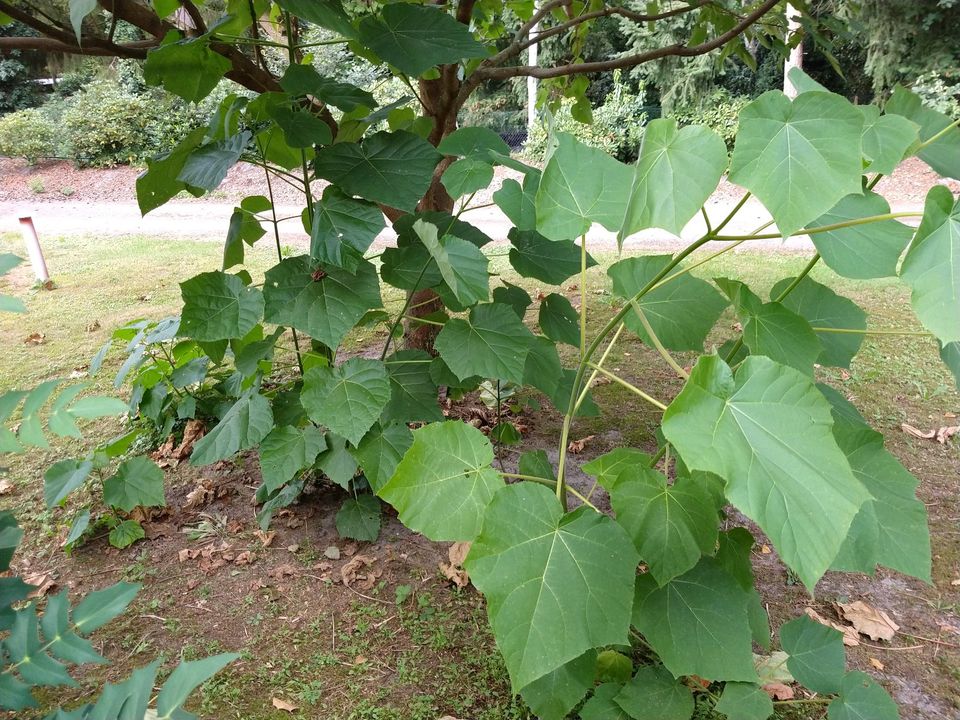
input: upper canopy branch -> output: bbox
[477,0,781,81]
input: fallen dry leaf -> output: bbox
[341,554,378,589]
[174,419,206,460]
[762,682,795,700]
[804,607,860,647]
[567,435,595,454]
[234,551,254,565]
[142,521,175,540]
[23,332,45,345]
[936,425,959,443]
[901,423,936,440]
[951,579,960,587]
[838,601,899,641]
[760,544,771,554]
[178,548,198,563]
[86,320,100,332]
[271,697,298,712]
[24,573,56,598]
[447,541,471,567]
[869,657,885,671]
[269,563,300,580]
[255,529,276,548]
[0,479,14,495]
[354,655,367,665]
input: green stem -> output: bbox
[500,472,598,509]
[699,205,713,234]
[380,261,434,360]
[261,148,305,376]
[712,212,920,242]
[651,238,749,291]
[555,235,713,503]
[403,315,445,327]
[712,192,751,235]
[586,363,668,411]
[916,116,960,151]
[632,304,688,378]
[724,253,820,365]
[865,173,884,191]
[574,323,626,412]
[580,235,587,360]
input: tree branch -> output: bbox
[179,0,207,34]
[0,35,154,57]
[478,0,781,80]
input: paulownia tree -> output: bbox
[2,2,960,719]
[0,0,793,346]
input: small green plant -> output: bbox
[28,177,44,194]
[59,186,75,197]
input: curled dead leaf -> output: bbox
[269,564,300,580]
[341,554,379,589]
[447,541,471,567]
[567,435,595,454]
[936,425,958,444]
[255,529,276,548]
[869,657,885,671]
[901,423,936,440]
[838,600,899,642]
[804,607,860,647]
[174,419,206,460]
[440,541,472,588]
[271,697,298,712]
[0,479,14,495]
[234,551,254,565]
[24,573,56,598]
[23,332,45,345]
[762,682,795,700]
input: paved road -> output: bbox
[1,194,924,254]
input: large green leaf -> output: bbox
[729,90,864,237]
[714,682,774,720]
[538,293,580,347]
[900,186,960,344]
[614,664,694,720]
[378,421,502,541]
[382,350,442,423]
[827,672,899,720]
[258,425,326,492]
[69,0,96,41]
[143,36,231,103]
[274,0,356,38]
[941,341,960,390]
[44,459,93,508]
[717,278,822,376]
[582,448,651,488]
[267,104,332,148]
[466,482,639,692]
[351,421,412,493]
[807,192,914,280]
[495,172,540,231]
[602,466,719,586]
[301,359,390,446]
[579,683,630,720]
[414,220,489,308]
[357,3,487,77]
[441,157,494,198]
[508,229,595,285]
[535,133,633,240]
[190,389,274,466]
[180,271,264,342]
[335,495,381,542]
[820,385,931,581]
[780,615,845,695]
[886,85,960,180]
[662,356,868,589]
[156,653,239,720]
[633,559,758,682]
[314,130,441,212]
[519,651,595,720]
[609,256,727,352]
[136,127,206,215]
[178,132,251,192]
[437,127,510,158]
[860,106,919,176]
[434,303,535,384]
[103,456,165,512]
[279,64,375,111]
[310,186,384,271]
[620,119,727,236]
[263,256,381,349]
[770,276,866,368]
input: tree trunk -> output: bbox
[402,70,461,353]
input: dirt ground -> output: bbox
[1,156,959,719]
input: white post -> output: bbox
[783,3,803,98]
[18,217,50,284]
[527,4,539,131]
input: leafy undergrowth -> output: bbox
[1,233,957,719]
